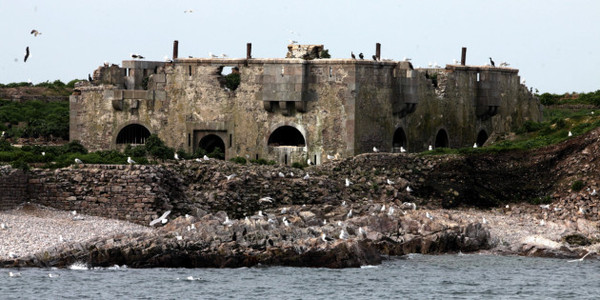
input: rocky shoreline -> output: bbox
[0,201,597,269]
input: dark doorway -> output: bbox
[393,127,407,148]
[476,130,488,147]
[268,126,305,146]
[116,124,151,144]
[198,134,225,159]
[435,129,449,148]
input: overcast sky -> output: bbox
[1,0,598,93]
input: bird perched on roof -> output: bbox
[351,52,356,59]
[208,52,218,58]
[372,55,377,61]
[74,158,83,164]
[127,157,136,164]
[499,62,510,67]
[373,146,379,153]
[359,53,364,60]
[130,54,143,59]
[88,74,93,82]
[30,29,41,37]
[24,46,30,62]
[489,57,495,67]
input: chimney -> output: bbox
[173,40,179,60]
[376,43,381,60]
[246,43,252,59]
[461,47,467,66]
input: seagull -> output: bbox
[149,210,171,226]
[400,147,406,153]
[225,174,236,181]
[388,206,395,216]
[359,227,367,238]
[359,53,364,60]
[0,223,7,230]
[74,158,83,164]
[203,155,210,161]
[403,57,412,62]
[195,158,202,162]
[41,151,45,156]
[406,186,413,193]
[428,145,433,151]
[402,202,417,210]
[482,217,488,224]
[223,216,234,227]
[220,54,228,58]
[347,209,353,218]
[30,29,41,36]
[9,272,21,277]
[289,172,294,177]
[278,172,285,178]
[71,210,77,216]
[24,46,30,62]
[127,157,136,164]
[174,153,180,160]
[345,178,352,187]
[327,154,335,160]
[184,9,193,13]
[48,273,59,278]
[339,229,350,239]
[373,146,379,153]
[1,131,4,138]
[208,52,218,58]
[321,233,333,242]
[568,251,595,263]
[258,196,273,203]
[303,173,310,180]
[351,52,356,59]
[282,217,290,227]
[426,212,434,220]
[540,219,546,226]
[568,131,573,137]
[386,179,395,185]
[341,200,346,206]
[591,189,597,196]
[499,62,510,67]
[380,205,386,212]
[539,204,550,210]
[473,143,478,148]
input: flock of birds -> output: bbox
[22,29,42,63]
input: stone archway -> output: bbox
[393,127,407,151]
[268,126,306,146]
[116,124,151,144]
[435,129,449,148]
[476,130,488,147]
[198,134,226,159]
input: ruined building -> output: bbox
[70,42,542,165]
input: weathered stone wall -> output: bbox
[70,54,542,163]
[0,166,28,210]
[25,165,181,224]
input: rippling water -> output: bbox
[1,254,599,299]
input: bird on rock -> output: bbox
[74,158,83,164]
[203,155,210,161]
[345,178,352,187]
[373,146,379,153]
[127,157,136,164]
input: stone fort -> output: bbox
[70,42,542,165]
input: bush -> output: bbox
[571,180,584,192]
[62,140,88,154]
[230,156,247,164]
[10,159,29,171]
[145,134,174,161]
[0,139,12,151]
[291,162,306,169]
[224,73,240,91]
[250,158,276,165]
[124,144,147,157]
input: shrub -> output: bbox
[10,159,29,171]
[145,134,174,161]
[230,156,247,164]
[291,162,306,169]
[571,180,584,192]
[224,73,240,91]
[62,140,88,154]
[124,144,147,157]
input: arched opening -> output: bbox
[393,127,407,149]
[116,124,151,144]
[435,129,449,148]
[198,134,225,159]
[476,130,488,147]
[268,126,305,147]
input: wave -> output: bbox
[68,261,89,270]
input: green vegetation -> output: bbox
[537,90,600,106]
[571,180,585,192]
[0,99,69,140]
[224,73,240,91]
[230,156,247,164]
[249,158,276,165]
[291,162,306,169]
[319,49,331,59]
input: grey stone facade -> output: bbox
[70,45,542,165]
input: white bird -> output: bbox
[428,145,433,151]
[48,273,59,278]
[208,52,218,58]
[282,217,290,227]
[345,178,352,187]
[402,202,417,210]
[74,158,83,164]
[127,157,136,164]
[347,209,353,218]
[288,39,298,44]
[71,210,77,216]
[223,216,234,227]
[406,186,413,193]
[568,251,595,263]
[203,155,210,160]
[426,212,434,220]
[380,204,386,212]
[9,272,21,277]
[358,227,367,238]
[373,147,379,153]
[400,146,406,153]
[403,57,411,62]
[225,174,236,181]
[258,196,273,203]
[278,172,285,178]
[281,207,289,214]
[307,159,312,165]
[341,201,346,206]
[540,219,546,226]
[8,252,17,259]
[327,154,335,160]
[195,158,202,162]
[482,217,488,224]
[388,206,395,216]
[303,173,310,180]
[41,151,45,156]
[321,233,332,242]
[149,210,171,226]
[220,53,228,58]
[289,172,294,177]
[258,210,264,217]
[0,223,7,230]
[539,204,550,210]
[453,58,459,64]
[386,179,394,185]
[591,189,597,196]
[337,221,343,226]
[339,229,350,240]
[473,143,478,148]
[568,131,573,137]
[174,153,180,160]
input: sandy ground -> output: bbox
[1,203,598,262]
[0,203,154,260]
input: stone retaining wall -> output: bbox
[0,166,28,210]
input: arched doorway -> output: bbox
[435,129,449,148]
[476,130,488,147]
[268,126,306,146]
[198,134,225,159]
[393,127,407,151]
[116,124,151,144]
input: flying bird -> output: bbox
[30,29,41,36]
[568,251,595,263]
[24,46,30,62]
[489,57,495,67]
[184,9,193,13]
[149,210,171,226]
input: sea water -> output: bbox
[1,254,598,299]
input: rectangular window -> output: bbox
[188,65,192,76]
[229,134,232,148]
[188,133,191,147]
